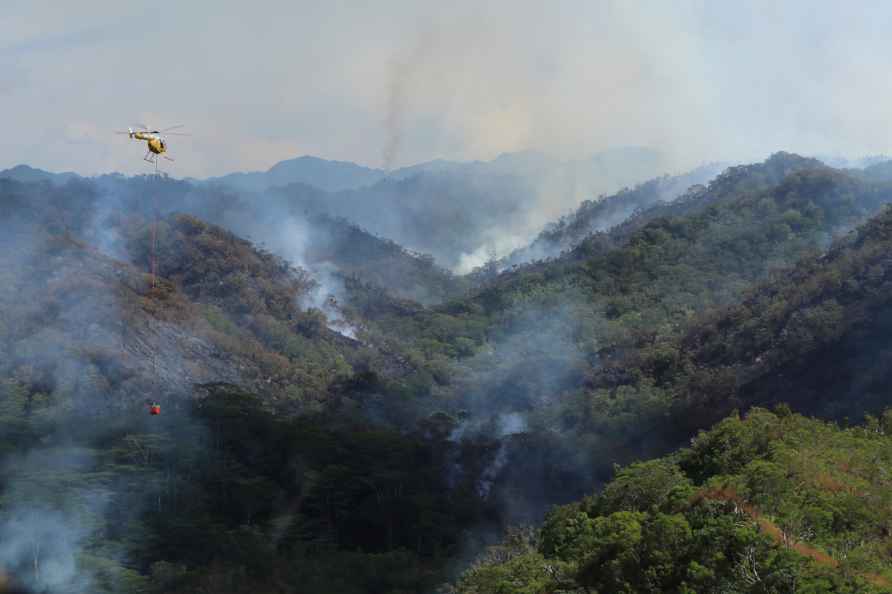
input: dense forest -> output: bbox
[452,409,892,593]
[2,152,892,593]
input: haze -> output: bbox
[3,0,891,177]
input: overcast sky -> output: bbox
[3,0,892,177]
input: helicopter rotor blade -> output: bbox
[161,124,185,132]
[163,155,175,162]
[163,132,191,137]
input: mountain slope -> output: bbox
[0,177,429,413]
[498,161,725,267]
[656,202,892,428]
[0,177,504,594]
[58,173,465,305]
[452,408,892,593]
[545,180,892,472]
[299,211,469,304]
[340,154,892,524]
[379,153,888,366]
[5,153,892,593]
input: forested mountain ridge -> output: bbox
[637,201,892,431]
[540,198,892,475]
[451,408,892,593]
[481,151,830,280]
[0,172,465,304]
[325,154,892,541]
[362,153,892,376]
[0,177,437,414]
[0,174,512,594]
[4,153,892,593]
[496,161,726,268]
[296,209,469,304]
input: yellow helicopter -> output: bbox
[116,124,189,165]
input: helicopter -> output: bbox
[116,124,189,165]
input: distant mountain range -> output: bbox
[5,149,887,194]
[0,164,80,185]
[2,149,686,271]
[201,146,672,197]
[6,149,889,275]
[203,155,386,192]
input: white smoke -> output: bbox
[241,216,360,339]
[0,508,92,592]
[475,413,529,499]
[299,262,360,340]
[496,412,527,436]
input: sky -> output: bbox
[3,0,892,177]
